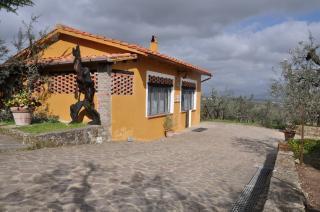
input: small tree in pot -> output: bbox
[163,115,174,137]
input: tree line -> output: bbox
[202,34,320,130]
[201,90,286,129]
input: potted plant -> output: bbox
[282,123,296,141]
[163,115,174,137]
[5,91,41,126]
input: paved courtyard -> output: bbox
[0,134,28,152]
[0,122,282,211]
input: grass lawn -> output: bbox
[16,122,86,134]
[0,120,15,126]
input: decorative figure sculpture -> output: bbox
[70,45,101,125]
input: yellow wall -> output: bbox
[45,94,97,123]
[111,57,201,141]
[40,33,202,141]
[41,34,128,59]
[39,34,120,123]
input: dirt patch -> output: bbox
[297,164,320,210]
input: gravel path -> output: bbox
[0,122,282,211]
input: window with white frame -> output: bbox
[148,85,172,115]
[181,80,196,111]
[147,72,174,116]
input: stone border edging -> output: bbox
[263,147,306,211]
[0,125,108,148]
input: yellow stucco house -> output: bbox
[29,25,212,141]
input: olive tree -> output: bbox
[0,0,33,13]
[271,34,320,163]
[0,16,43,98]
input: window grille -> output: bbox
[111,70,134,95]
[48,72,97,94]
[39,70,134,95]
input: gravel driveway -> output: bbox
[0,122,282,211]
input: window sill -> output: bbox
[181,109,196,113]
[147,113,173,119]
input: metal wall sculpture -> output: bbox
[70,45,101,125]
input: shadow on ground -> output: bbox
[232,136,277,155]
[0,161,239,211]
[269,177,306,211]
[304,151,320,171]
[0,162,98,211]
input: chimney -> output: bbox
[150,35,158,52]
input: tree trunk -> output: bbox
[299,108,305,164]
[204,105,212,120]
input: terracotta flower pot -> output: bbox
[10,107,32,126]
[283,130,296,141]
[278,141,290,151]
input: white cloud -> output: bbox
[162,21,320,97]
[1,1,320,98]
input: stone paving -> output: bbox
[0,122,282,211]
[0,134,28,152]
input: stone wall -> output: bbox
[263,149,305,211]
[0,125,107,147]
[296,125,320,139]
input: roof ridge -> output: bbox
[56,24,145,50]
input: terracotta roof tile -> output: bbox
[56,24,212,76]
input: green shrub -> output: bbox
[288,139,320,158]
[288,139,300,157]
[32,112,59,123]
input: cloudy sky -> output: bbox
[1,0,320,98]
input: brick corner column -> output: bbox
[96,62,112,141]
